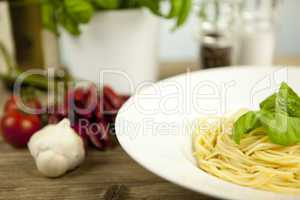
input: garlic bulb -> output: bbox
[28,119,85,177]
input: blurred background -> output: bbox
[161,0,300,61]
[160,0,300,77]
[0,0,299,93]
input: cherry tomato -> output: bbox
[0,111,42,148]
[4,96,42,114]
[4,96,18,113]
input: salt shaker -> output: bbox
[237,0,278,65]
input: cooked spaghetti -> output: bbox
[192,110,300,194]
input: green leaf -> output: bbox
[64,0,94,24]
[39,0,192,35]
[93,0,120,9]
[260,93,276,112]
[167,0,183,18]
[41,0,58,34]
[57,8,81,36]
[276,82,300,117]
[175,0,192,28]
[259,83,300,116]
[40,0,192,35]
[233,82,300,146]
[259,110,300,146]
[233,111,261,144]
[119,0,139,8]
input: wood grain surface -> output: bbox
[0,142,215,200]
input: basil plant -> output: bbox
[42,0,193,36]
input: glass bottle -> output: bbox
[237,0,278,65]
[198,0,240,69]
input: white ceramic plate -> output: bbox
[115,66,300,200]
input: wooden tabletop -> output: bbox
[0,142,214,200]
[0,87,213,200]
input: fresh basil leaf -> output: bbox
[167,0,182,18]
[41,0,59,34]
[276,82,300,117]
[64,0,94,24]
[260,93,276,112]
[233,82,300,146]
[57,9,81,36]
[176,0,192,27]
[259,110,300,146]
[93,0,120,9]
[40,0,192,35]
[233,111,261,144]
[119,0,139,8]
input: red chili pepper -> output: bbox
[99,120,112,148]
[103,86,123,109]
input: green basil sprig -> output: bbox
[41,0,193,36]
[42,0,94,36]
[233,82,300,146]
[175,0,192,27]
[232,111,261,144]
[93,0,119,9]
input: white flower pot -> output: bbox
[59,9,160,94]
